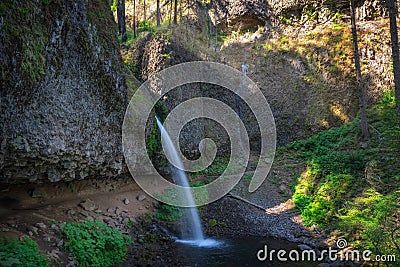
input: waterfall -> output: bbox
[156,117,204,241]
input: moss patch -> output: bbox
[1,1,52,87]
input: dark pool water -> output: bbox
[174,236,318,267]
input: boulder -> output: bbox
[0,0,128,184]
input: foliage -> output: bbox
[294,171,354,226]
[191,158,243,178]
[280,36,289,45]
[219,30,241,45]
[208,218,227,228]
[154,187,184,222]
[287,92,399,258]
[290,100,399,225]
[155,203,183,221]
[125,60,137,74]
[0,237,49,267]
[138,20,154,33]
[191,158,228,178]
[339,189,400,260]
[1,1,49,86]
[162,53,171,59]
[304,6,318,21]
[110,0,116,12]
[61,219,132,267]
[146,118,159,158]
[242,173,253,185]
[280,15,292,25]
[146,101,169,161]
[190,177,214,187]
[379,89,396,106]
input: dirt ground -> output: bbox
[0,175,161,266]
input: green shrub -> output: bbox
[208,219,217,227]
[0,237,49,267]
[61,220,132,267]
[339,189,400,262]
[155,203,183,221]
[292,193,313,212]
[110,0,116,12]
[137,20,154,33]
[298,173,353,226]
[379,90,395,106]
[191,158,232,178]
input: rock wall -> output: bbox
[267,0,389,21]
[209,0,269,31]
[0,0,127,183]
[134,33,217,159]
[131,26,268,160]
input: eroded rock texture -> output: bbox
[209,0,269,30]
[0,0,127,183]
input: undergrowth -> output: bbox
[0,237,49,267]
[285,90,399,261]
[155,203,183,222]
[61,219,132,267]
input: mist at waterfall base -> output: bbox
[156,117,221,248]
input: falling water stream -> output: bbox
[156,116,220,247]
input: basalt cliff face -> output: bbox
[0,0,127,183]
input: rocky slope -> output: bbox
[126,0,395,149]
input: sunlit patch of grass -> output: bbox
[284,91,399,258]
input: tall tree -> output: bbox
[169,0,173,25]
[117,0,122,33]
[117,0,127,42]
[156,0,161,26]
[174,0,178,24]
[350,0,370,141]
[186,0,190,31]
[143,0,147,22]
[384,0,400,113]
[133,0,137,38]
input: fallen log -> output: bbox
[227,193,266,211]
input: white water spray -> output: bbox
[156,117,204,241]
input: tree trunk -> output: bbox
[121,0,127,42]
[350,0,370,141]
[133,0,137,38]
[169,0,173,25]
[174,0,178,24]
[179,0,182,21]
[386,0,400,113]
[156,0,161,26]
[143,0,146,22]
[117,0,122,33]
[117,0,127,42]
[186,0,190,33]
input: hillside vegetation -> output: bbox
[283,91,399,260]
